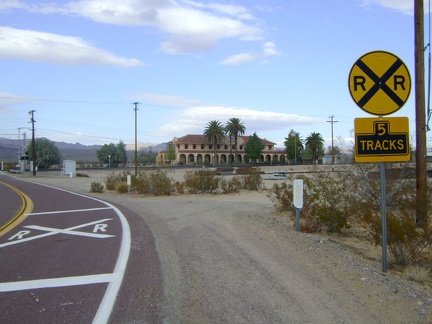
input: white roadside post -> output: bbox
[293,179,304,232]
[127,174,131,194]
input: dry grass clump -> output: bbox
[403,265,431,283]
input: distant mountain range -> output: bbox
[0,137,166,162]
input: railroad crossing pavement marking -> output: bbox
[1,216,116,248]
[0,273,120,293]
[0,176,131,324]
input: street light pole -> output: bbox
[133,102,140,177]
[290,131,296,164]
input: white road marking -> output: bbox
[2,176,131,324]
[92,203,130,324]
[27,207,112,216]
[0,218,114,248]
[24,224,115,238]
[0,273,120,292]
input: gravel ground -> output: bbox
[13,167,432,323]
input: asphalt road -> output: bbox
[0,172,162,323]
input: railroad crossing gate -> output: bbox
[348,50,411,116]
[354,117,410,162]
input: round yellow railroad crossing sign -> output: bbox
[348,50,411,116]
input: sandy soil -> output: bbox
[11,166,432,323]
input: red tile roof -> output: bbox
[175,134,276,145]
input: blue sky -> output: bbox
[0,0,430,150]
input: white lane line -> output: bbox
[0,273,120,292]
[92,203,130,324]
[28,207,113,216]
[24,225,115,238]
[0,218,114,248]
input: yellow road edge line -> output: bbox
[0,181,34,237]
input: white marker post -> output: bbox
[127,175,131,194]
[293,179,303,232]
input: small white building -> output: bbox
[62,160,76,176]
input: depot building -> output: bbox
[157,134,286,165]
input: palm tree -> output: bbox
[305,132,325,164]
[225,117,246,164]
[204,120,225,165]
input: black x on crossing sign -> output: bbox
[349,51,411,115]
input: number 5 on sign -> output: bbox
[293,179,303,209]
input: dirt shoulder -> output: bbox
[11,168,432,323]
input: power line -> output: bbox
[0,95,182,110]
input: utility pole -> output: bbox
[415,0,428,227]
[133,102,140,177]
[327,115,338,164]
[17,127,22,162]
[29,110,36,176]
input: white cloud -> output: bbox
[155,105,324,139]
[182,0,255,20]
[221,42,281,65]
[0,0,29,12]
[360,0,414,15]
[13,0,263,54]
[0,26,144,66]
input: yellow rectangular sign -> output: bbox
[354,117,410,162]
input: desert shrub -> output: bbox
[105,170,173,196]
[132,170,173,196]
[220,176,242,194]
[358,201,432,265]
[229,176,243,192]
[175,181,184,194]
[300,173,354,233]
[183,170,220,194]
[220,178,229,193]
[116,182,129,194]
[242,170,263,191]
[149,170,173,196]
[90,181,104,193]
[105,171,130,191]
[349,163,432,266]
[133,171,150,194]
[268,182,293,211]
[268,171,355,233]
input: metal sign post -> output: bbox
[380,163,388,273]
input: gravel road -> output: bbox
[14,169,432,323]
